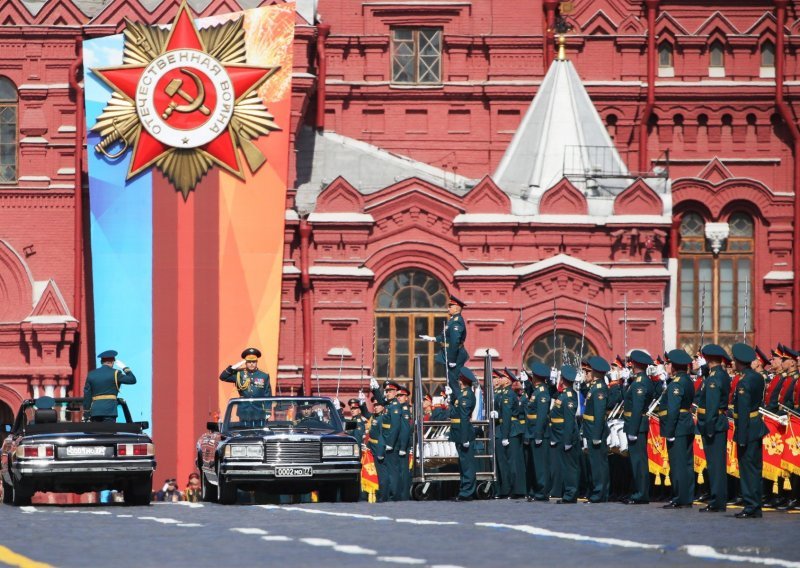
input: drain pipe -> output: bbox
[299,218,314,395]
[638,0,659,173]
[68,38,84,399]
[315,24,331,130]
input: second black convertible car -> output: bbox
[197,397,361,504]
[0,396,156,506]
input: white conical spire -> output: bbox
[493,59,630,201]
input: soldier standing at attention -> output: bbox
[583,356,611,503]
[697,343,732,513]
[490,370,514,498]
[397,385,413,501]
[623,350,655,505]
[381,381,403,501]
[551,365,580,504]
[420,295,468,387]
[731,343,769,518]
[219,348,271,426]
[367,398,389,502]
[524,363,551,502]
[661,349,695,509]
[83,350,136,422]
[451,368,477,501]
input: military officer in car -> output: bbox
[83,350,137,422]
[220,347,271,425]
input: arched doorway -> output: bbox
[524,330,597,370]
[374,269,448,380]
[0,400,13,427]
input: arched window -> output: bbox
[524,331,597,371]
[677,211,754,355]
[374,270,449,380]
[709,41,725,68]
[761,40,775,68]
[658,41,674,68]
[0,77,18,184]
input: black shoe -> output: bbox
[556,499,576,504]
[508,494,525,500]
[535,497,551,502]
[662,502,683,509]
[493,495,509,500]
[624,499,649,505]
[770,497,788,509]
[728,497,744,506]
[525,496,534,502]
[697,493,711,503]
[454,495,474,502]
[699,505,726,512]
[735,510,763,519]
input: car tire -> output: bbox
[339,478,361,503]
[318,484,338,503]
[11,481,32,507]
[124,476,152,506]
[217,474,237,505]
[2,478,12,505]
[201,471,217,502]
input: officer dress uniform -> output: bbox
[661,349,696,508]
[583,356,611,503]
[434,295,469,387]
[367,410,389,502]
[623,350,656,504]
[83,350,136,422]
[219,348,272,425]
[551,366,580,503]
[732,344,769,518]
[494,382,515,497]
[450,374,477,500]
[398,391,413,501]
[381,385,403,501]
[696,344,732,512]
[524,364,551,501]
[507,386,528,498]
[346,400,369,446]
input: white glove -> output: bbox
[627,434,638,442]
[462,441,470,449]
[386,445,393,451]
[115,359,128,370]
[490,410,499,419]
[564,444,573,451]
[444,385,453,396]
[232,360,246,370]
[535,439,543,445]
[370,377,379,390]
[399,450,407,456]
[549,441,557,447]
[519,370,529,382]
[358,390,367,402]
[668,437,675,442]
[501,439,509,447]
[418,335,436,342]
[333,397,341,409]
[448,362,456,368]
[592,439,601,447]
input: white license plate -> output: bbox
[65,446,106,457]
[275,466,312,477]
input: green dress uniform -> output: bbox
[435,312,468,386]
[525,379,551,500]
[507,389,528,497]
[550,371,579,503]
[494,385,515,497]
[733,365,769,516]
[582,379,610,502]
[367,412,389,502]
[696,358,731,510]
[623,364,655,503]
[660,366,695,507]
[348,414,369,447]
[219,365,272,425]
[398,401,413,501]
[83,364,137,422]
[382,396,403,501]
[450,381,477,499]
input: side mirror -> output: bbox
[137,421,150,430]
[206,421,219,432]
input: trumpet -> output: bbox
[779,404,800,418]
[759,406,788,426]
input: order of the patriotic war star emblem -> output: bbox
[91,2,280,197]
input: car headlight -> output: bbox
[225,444,264,459]
[323,444,358,458]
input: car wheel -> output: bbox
[339,478,361,503]
[124,476,152,506]
[2,478,12,505]
[318,485,338,503]
[201,471,217,502]
[11,481,32,506]
[217,475,237,505]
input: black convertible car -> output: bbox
[0,396,156,506]
[197,397,361,504]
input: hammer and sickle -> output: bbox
[161,69,211,120]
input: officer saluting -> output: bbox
[731,343,769,519]
[661,349,695,509]
[220,348,271,426]
[83,350,137,422]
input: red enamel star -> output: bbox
[93,2,278,181]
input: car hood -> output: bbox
[223,429,355,442]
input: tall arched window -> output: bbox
[709,41,725,67]
[374,270,448,380]
[524,331,597,371]
[761,40,775,68]
[677,211,754,354]
[0,77,18,184]
[658,41,674,68]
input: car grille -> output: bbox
[264,440,321,464]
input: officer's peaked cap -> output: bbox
[560,365,578,382]
[97,349,118,359]
[242,347,262,361]
[732,343,756,364]
[588,356,610,374]
[460,366,476,385]
[629,350,654,366]
[531,362,550,380]
[347,398,360,407]
[667,349,692,367]
[448,294,466,308]
[384,381,401,391]
[701,343,731,361]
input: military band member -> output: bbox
[397,385,413,501]
[623,350,655,505]
[551,365,580,503]
[731,343,769,519]
[764,346,788,413]
[697,343,732,513]
[420,295,469,388]
[583,356,611,503]
[83,350,137,422]
[661,349,695,508]
[451,368,477,501]
[524,363,551,502]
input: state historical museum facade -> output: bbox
[0,0,798,478]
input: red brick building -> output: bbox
[0,0,798,477]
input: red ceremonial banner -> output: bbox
[762,413,787,482]
[647,416,669,480]
[782,413,800,477]
[726,418,739,478]
[361,449,379,501]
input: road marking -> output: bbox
[231,528,268,535]
[173,501,204,508]
[333,545,376,555]
[0,545,54,568]
[176,523,203,528]
[429,565,466,568]
[683,545,800,568]
[376,557,426,565]
[476,522,663,550]
[116,514,133,518]
[19,507,37,514]
[395,518,458,525]
[257,505,392,521]
[300,538,337,547]
[261,536,293,542]
[137,516,182,524]
[83,511,111,515]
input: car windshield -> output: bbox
[224,398,342,432]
